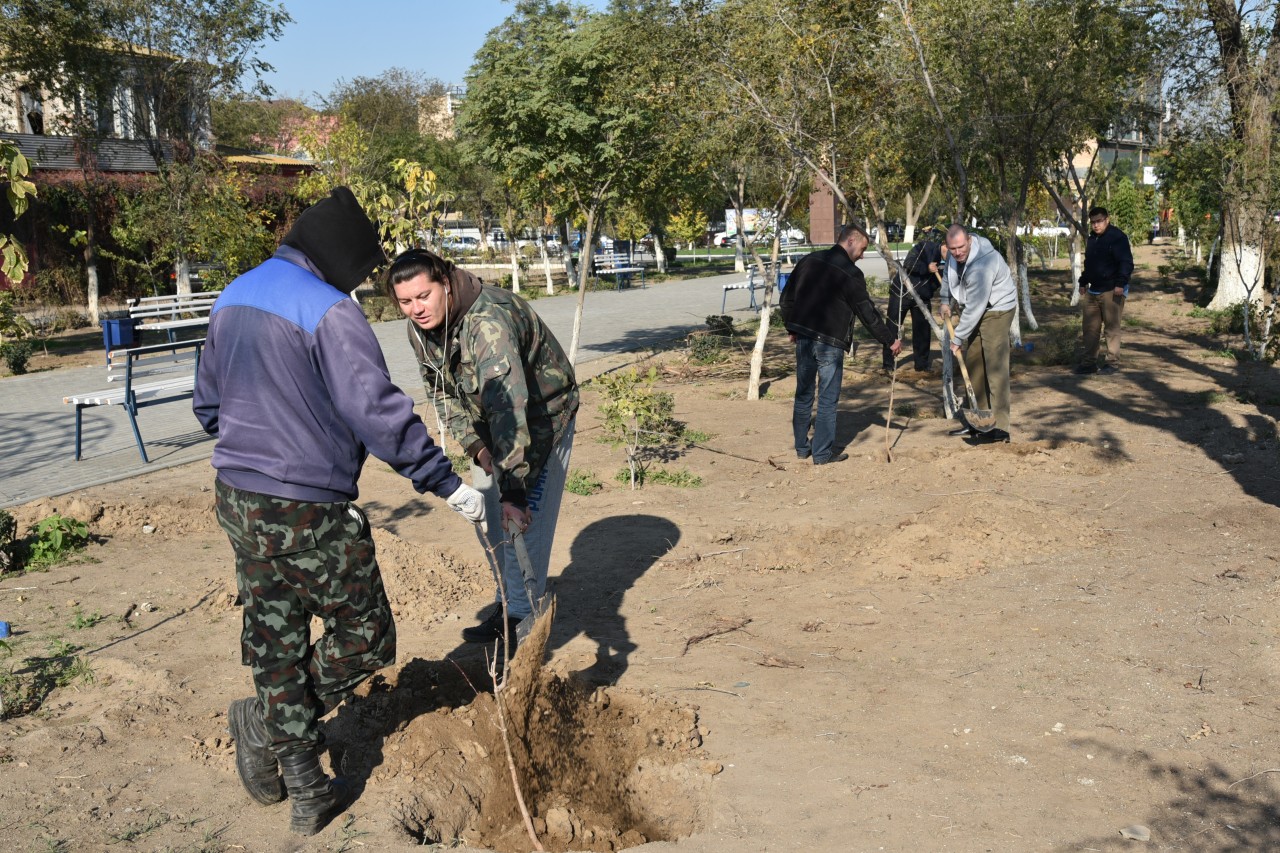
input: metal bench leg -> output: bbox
[721,289,729,313]
[74,405,85,461]
[125,400,150,463]
[749,285,759,310]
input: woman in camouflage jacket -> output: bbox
[387,249,578,651]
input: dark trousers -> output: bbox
[883,277,933,370]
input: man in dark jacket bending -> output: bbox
[193,187,484,836]
[780,224,901,465]
[883,230,943,372]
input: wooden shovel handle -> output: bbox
[942,314,981,404]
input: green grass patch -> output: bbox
[1030,317,1083,367]
[67,607,104,631]
[893,402,920,418]
[0,637,95,719]
[565,469,604,496]
[681,428,713,443]
[616,466,703,488]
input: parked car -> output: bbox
[1031,220,1070,238]
[442,235,480,253]
[713,230,756,247]
[870,223,905,243]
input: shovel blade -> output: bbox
[963,408,998,432]
[515,593,554,643]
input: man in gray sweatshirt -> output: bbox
[939,225,1017,442]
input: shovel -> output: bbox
[942,315,998,433]
[506,518,554,644]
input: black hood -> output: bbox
[282,186,385,293]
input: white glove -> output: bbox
[445,483,485,524]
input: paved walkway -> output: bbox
[0,253,895,508]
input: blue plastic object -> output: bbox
[0,621,11,639]
[777,272,790,292]
[102,317,138,352]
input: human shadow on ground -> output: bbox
[544,514,681,684]
[1014,265,1280,509]
[1058,738,1280,851]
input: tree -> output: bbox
[459,0,663,364]
[0,141,37,284]
[105,0,290,293]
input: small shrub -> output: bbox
[565,469,603,496]
[0,340,33,374]
[768,307,786,329]
[0,510,15,575]
[0,637,95,720]
[67,607,104,631]
[688,334,728,364]
[648,467,703,488]
[704,314,734,336]
[681,428,713,443]
[52,308,89,332]
[25,514,90,570]
[893,401,919,418]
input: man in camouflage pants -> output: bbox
[387,249,579,655]
[194,188,484,836]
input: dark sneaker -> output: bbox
[1098,364,1119,375]
[1072,363,1097,375]
[462,609,519,643]
[971,428,1010,443]
[947,425,976,437]
[813,452,849,465]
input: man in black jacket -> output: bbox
[1075,206,1134,375]
[883,230,943,372]
[780,224,901,465]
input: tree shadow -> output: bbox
[1058,739,1280,851]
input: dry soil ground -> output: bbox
[4,243,1280,853]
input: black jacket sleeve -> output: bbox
[844,268,896,347]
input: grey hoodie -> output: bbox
[940,234,1017,344]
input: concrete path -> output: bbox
[0,253,895,508]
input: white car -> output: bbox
[1030,220,1070,238]
[442,235,480,252]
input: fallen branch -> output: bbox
[682,616,753,655]
[1228,769,1280,788]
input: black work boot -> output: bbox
[279,747,350,836]
[228,697,285,805]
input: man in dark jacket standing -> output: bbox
[193,187,484,836]
[780,224,901,465]
[883,229,943,372]
[1075,206,1134,375]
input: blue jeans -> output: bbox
[793,337,845,462]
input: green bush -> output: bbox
[53,308,90,332]
[25,514,90,571]
[688,333,728,364]
[705,314,734,336]
[595,367,677,447]
[565,469,603,496]
[0,341,33,375]
[0,510,16,575]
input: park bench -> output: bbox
[63,339,205,463]
[129,291,220,341]
[720,263,784,313]
[593,252,645,291]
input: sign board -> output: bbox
[1143,166,1158,187]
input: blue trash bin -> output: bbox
[102,317,138,352]
[777,272,790,292]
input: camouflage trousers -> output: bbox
[214,480,396,753]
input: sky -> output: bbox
[255,0,605,104]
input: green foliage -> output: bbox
[0,340,32,374]
[705,315,734,336]
[0,637,94,720]
[681,428,713,443]
[25,514,90,570]
[0,140,36,282]
[689,334,728,364]
[67,607,104,631]
[565,469,604,496]
[1190,304,1246,336]
[1108,177,1151,247]
[594,366,683,488]
[595,367,677,447]
[360,296,402,323]
[614,465,703,488]
[0,509,16,574]
[0,291,33,342]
